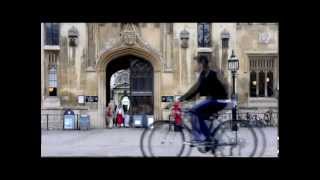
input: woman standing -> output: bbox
[116,103,124,127]
[106,102,114,129]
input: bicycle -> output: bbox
[140,99,258,157]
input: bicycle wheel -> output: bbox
[147,121,186,157]
[252,126,267,157]
[238,118,267,157]
[211,120,258,157]
[140,121,159,157]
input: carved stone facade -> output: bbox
[41,23,279,129]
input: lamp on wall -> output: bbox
[68,26,79,47]
[180,29,190,48]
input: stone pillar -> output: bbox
[275,56,279,95]
[256,71,259,97]
[178,46,182,93]
[180,29,190,90]
[221,29,230,97]
[154,71,161,120]
[221,48,228,81]
[41,23,45,105]
[265,71,268,97]
[181,48,187,87]
[97,71,106,128]
[166,23,173,70]
[160,23,165,61]
[166,33,172,70]
[87,23,96,69]
[44,53,48,97]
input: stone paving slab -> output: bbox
[41,127,278,157]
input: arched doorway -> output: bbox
[95,47,161,128]
[106,55,154,118]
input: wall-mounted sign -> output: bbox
[78,95,85,104]
[86,96,98,103]
[161,96,174,102]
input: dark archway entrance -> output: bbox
[106,55,154,116]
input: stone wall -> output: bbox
[235,23,278,106]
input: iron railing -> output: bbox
[41,114,81,130]
[168,110,278,127]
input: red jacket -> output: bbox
[172,102,182,126]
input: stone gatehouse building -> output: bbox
[41,23,279,129]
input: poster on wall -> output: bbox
[78,95,85,104]
[161,96,174,102]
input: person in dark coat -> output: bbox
[177,56,228,143]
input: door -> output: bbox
[129,58,153,115]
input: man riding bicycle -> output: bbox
[177,56,228,144]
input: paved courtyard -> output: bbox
[41,127,278,157]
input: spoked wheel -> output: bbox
[147,121,187,157]
[195,119,222,154]
[140,121,157,157]
[211,120,258,157]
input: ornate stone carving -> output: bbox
[259,32,271,44]
[120,23,137,46]
[98,23,163,67]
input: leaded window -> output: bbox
[45,23,60,45]
[197,23,211,47]
[48,65,57,96]
[250,71,257,97]
[267,71,274,97]
[258,71,265,97]
[249,55,276,97]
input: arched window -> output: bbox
[45,23,60,45]
[48,65,57,96]
[250,71,257,97]
[197,23,211,47]
[267,71,274,97]
[259,71,265,97]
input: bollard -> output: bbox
[77,114,79,130]
[76,114,78,130]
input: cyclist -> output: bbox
[177,56,228,144]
